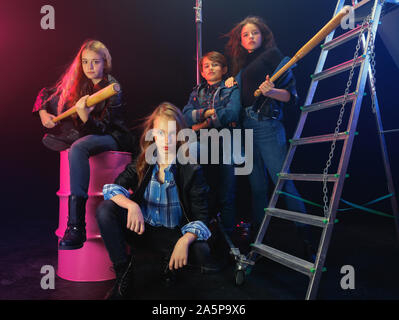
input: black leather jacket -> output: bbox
[33,74,135,152]
[114,160,211,227]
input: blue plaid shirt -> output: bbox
[103,164,211,241]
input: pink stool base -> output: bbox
[56,150,132,282]
[57,239,115,282]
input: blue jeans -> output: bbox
[243,107,306,227]
[69,134,119,198]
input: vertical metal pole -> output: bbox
[194,0,203,85]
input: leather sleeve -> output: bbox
[114,160,139,192]
[32,87,58,115]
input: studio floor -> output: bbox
[1,205,399,301]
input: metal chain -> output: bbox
[368,27,377,113]
[322,12,376,217]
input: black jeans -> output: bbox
[96,200,212,269]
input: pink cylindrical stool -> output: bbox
[55,150,132,282]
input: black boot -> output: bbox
[59,195,87,250]
[105,257,135,300]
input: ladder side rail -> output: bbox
[306,0,384,300]
[360,32,399,240]
[253,213,272,245]
[306,217,335,299]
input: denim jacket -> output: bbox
[183,81,241,129]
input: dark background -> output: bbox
[0,0,398,300]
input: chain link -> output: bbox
[368,27,377,113]
[321,2,383,217]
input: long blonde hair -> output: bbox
[136,102,187,184]
[47,40,112,115]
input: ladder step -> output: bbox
[251,243,314,276]
[321,24,369,51]
[266,208,327,228]
[311,56,365,81]
[290,132,348,146]
[301,93,357,113]
[278,173,339,182]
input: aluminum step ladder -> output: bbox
[247,0,399,300]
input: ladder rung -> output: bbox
[321,24,369,51]
[311,56,365,81]
[266,208,327,228]
[278,173,339,182]
[251,243,314,276]
[290,132,348,146]
[301,93,358,113]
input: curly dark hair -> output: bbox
[225,16,275,76]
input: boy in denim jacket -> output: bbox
[183,51,241,236]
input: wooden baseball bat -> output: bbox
[254,5,352,97]
[52,83,121,122]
